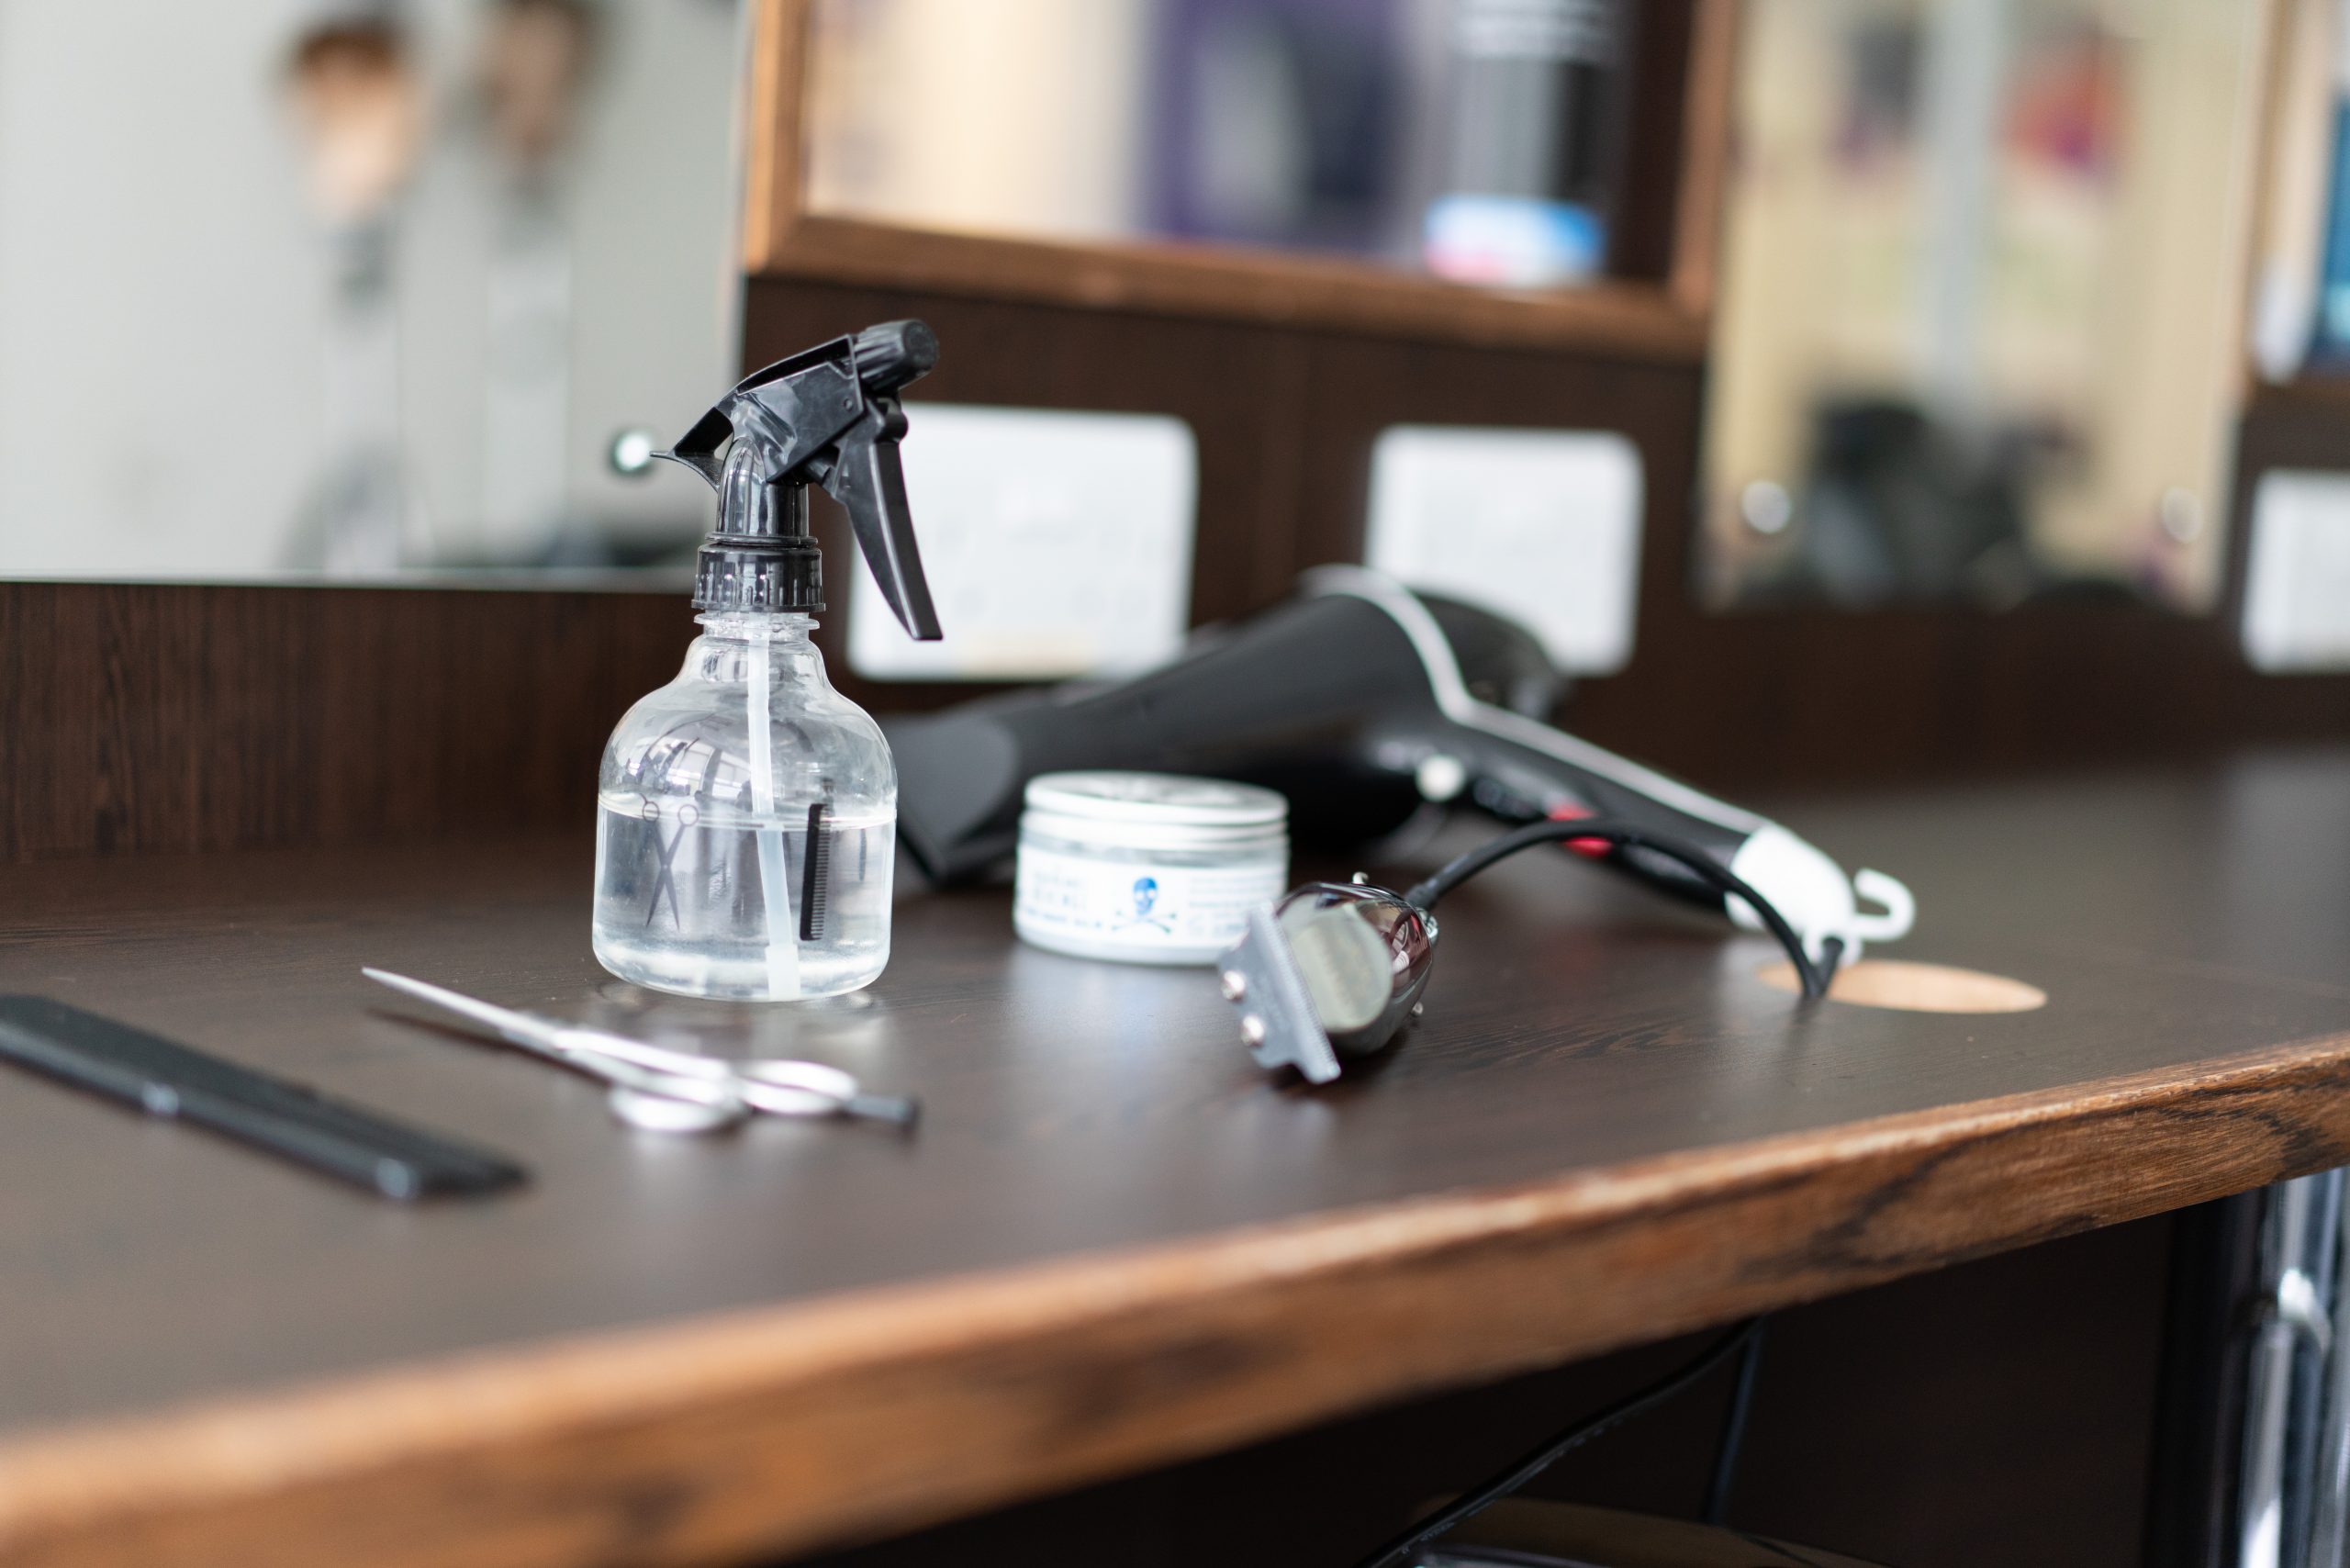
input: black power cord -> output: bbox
[1403,817,1842,1001]
[1351,1318,1767,1568]
[1702,1316,1768,1525]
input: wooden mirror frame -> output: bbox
[740,0,1738,360]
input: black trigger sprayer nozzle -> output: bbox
[656,319,944,640]
[848,319,938,395]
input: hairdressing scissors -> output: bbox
[363,969,917,1135]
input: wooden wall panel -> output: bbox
[0,583,687,860]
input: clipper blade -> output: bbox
[1219,905,1343,1084]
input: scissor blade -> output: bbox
[361,969,568,1052]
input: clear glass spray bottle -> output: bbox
[592,322,944,1000]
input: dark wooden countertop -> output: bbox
[4,751,2350,1567]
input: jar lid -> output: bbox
[1024,771,1288,829]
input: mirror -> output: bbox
[800,0,1655,291]
[1697,0,2267,611]
[0,0,743,584]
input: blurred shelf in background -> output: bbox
[744,0,1738,360]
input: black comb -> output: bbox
[0,996,527,1200]
[800,801,832,941]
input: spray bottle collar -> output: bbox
[692,534,822,614]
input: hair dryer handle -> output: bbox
[820,397,942,642]
[1455,722,1915,960]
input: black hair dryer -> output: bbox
[890,568,1912,982]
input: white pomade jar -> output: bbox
[1013,772,1290,966]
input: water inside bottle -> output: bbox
[592,792,894,999]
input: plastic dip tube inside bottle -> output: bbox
[746,635,802,1000]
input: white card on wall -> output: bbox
[1364,425,1644,675]
[2244,470,2350,673]
[848,405,1198,680]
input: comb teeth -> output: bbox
[799,801,832,942]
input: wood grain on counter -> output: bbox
[0,756,2346,1564]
